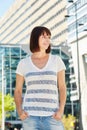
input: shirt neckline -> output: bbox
[30,54,51,71]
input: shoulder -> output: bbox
[16,56,30,76]
[51,54,66,72]
[50,54,64,66]
[51,54,62,61]
[17,56,30,66]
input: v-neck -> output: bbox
[30,54,51,71]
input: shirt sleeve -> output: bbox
[16,59,24,76]
[56,56,66,72]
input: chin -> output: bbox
[44,45,49,49]
[44,47,49,50]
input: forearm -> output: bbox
[53,85,66,120]
[59,85,66,113]
[14,89,29,120]
[14,89,23,116]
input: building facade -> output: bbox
[67,0,87,129]
[0,0,67,46]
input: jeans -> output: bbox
[22,116,64,130]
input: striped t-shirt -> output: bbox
[16,54,66,116]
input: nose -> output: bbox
[46,37,50,41]
[46,39,50,44]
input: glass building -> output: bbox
[0,45,27,94]
[66,0,87,129]
[0,45,28,127]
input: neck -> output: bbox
[32,51,48,58]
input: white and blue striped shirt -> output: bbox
[16,54,66,116]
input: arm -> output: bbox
[53,70,66,120]
[58,70,66,113]
[14,74,28,120]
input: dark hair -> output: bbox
[30,26,51,53]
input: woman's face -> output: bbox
[38,32,51,52]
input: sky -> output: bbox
[0,0,15,18]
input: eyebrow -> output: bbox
[42,32,51,36]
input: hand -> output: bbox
[18,110,28,121]
[52,109,63,120]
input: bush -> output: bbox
[62,114,76,130]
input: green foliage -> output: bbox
[0,92,15,119]
[62,114,76,130]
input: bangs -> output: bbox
[41,29,51,36]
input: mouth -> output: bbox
[44,42,50,45]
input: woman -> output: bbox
[14,26,66,130]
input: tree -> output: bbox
[0,92,15,128]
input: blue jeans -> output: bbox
[22,116,65,130]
